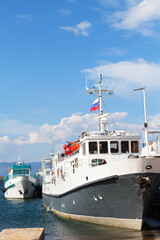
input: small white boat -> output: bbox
[4,161,37,199]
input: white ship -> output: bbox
[4,161,37,199]
[42,75,160,230]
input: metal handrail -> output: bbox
[4,173,36,183]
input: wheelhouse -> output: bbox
[81,131,140,156]
[4,163,34,183]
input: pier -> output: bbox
[0,228,44,240]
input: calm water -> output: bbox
[1,183,160,240]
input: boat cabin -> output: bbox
[4,163,33,184]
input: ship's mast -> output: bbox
[98,74,103,131]
[143,87,149,156]
[86,74,113,131]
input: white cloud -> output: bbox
[14,114,98,145]
[111,0,160,36]
[126,0,141,7]
[83,59,160,93]
[110,112,128,120]
[2,111,160,157]
[0,136,10,145]
[0,136,20,162]
[148,113,160,129]
[61,21,92,37]
[13,112,129,149]
[12,111,143,155]
[0,115,39,135]
[97,0,140,10]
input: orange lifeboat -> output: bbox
[71,142,80,152]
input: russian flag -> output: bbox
[90,98,99,112]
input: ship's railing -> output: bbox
[4,173,36,183]
[45,158,92,185]
[43,157,91,184]
[56,158,90,184]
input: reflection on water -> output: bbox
[1,183,160,239]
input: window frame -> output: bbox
[110,141,119,154]
[131,141,139,153]
[121,141,129,154]
[89,141,98,154]
[99,141,108,154]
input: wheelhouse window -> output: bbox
[13,169,29,175]
[131,141,139,153]
[82,143,86,155]
[89,142,98,154]
[110,141,119,153]
[99,141,108,154]
[121,141,129,153]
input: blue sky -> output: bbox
[0,0,160,162]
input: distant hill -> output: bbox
[0,162,42,177]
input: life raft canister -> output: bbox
[71,142,80,152]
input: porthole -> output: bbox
[146,165,152,170]
[94,196,97,201]
[98,194,102,200]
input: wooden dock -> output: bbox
[0,228,44,240]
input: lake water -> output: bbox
[1,183,160,240]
